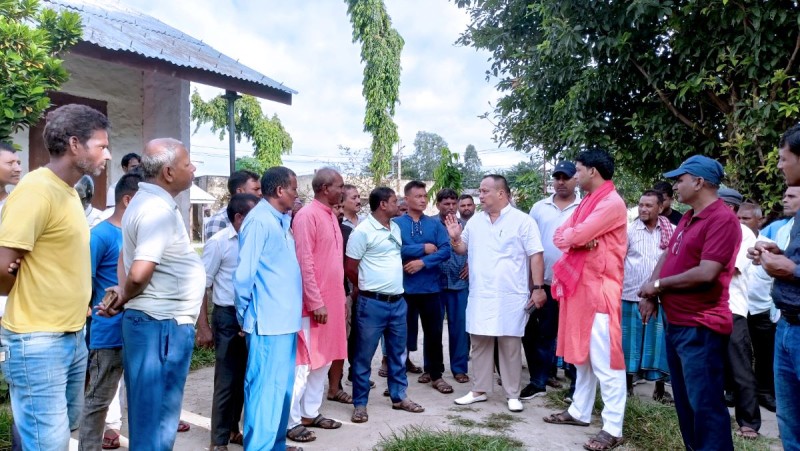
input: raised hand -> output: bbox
[444,214,462,240]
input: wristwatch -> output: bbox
[654,279,661,293]
[531,285,545,291]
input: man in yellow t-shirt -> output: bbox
[0,104,111,450]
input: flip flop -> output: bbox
[177,420,190,432]
[102,431,120,450]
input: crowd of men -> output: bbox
[0,102,797,451]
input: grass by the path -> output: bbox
[377,426,524,451]
[545,388,777,450]
[0,405,12,450]
[190,345,216,370]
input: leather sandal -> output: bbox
[351,406,369,423]
[306,414,342,429]
[543,410,590,427]
[392,398,425,413]
[286,425,316,442]
[583,430,625,450]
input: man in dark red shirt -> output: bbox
[639,155,740,451]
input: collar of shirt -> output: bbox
[311,198,334,214]
[683,198,725,224]
[262,199,292,231]
[632,218,661,231]
[479,202,514,223]
[137,182,177,210]
[543,193,582,210]
[366,213,392,231]
[223,224,238,240]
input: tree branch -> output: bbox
[771,32,800,101]
[705,91,732,115]
[630,57,713,139]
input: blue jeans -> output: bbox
[665,323,733,451]
[353,295,408,406]
[244,333,296,451]
[441,289,469,375]
[122,310,194,451]
[775,318,800,450]
[0,327,88,451]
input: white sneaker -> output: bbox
[454,392,488,405]
[508,398,524,412]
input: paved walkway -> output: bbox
[70,332,782,450]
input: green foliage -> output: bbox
[378,426,524,451]
[234,156,266,175]
[405,131,449,180]
[0,406,10,449]
[429,146,463,200]
[462,144,483,188]
[190,345,215,371]
[190,90,292,170]
[0,0,82,141]
[455,0,800,214]
[345,0,404,184]
[503,160,544,212]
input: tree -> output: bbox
[455,1,800,213]
[190,90,292,170]
[404,131,449,181]
[234,156,266,175]
[345,0,404,184]
[503,160,544,213]
[0,0,82,141]
[461,144,483,188]
[428,146,463,200]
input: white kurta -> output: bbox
[462,204,544,337]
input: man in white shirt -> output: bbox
[98,138,205,450]
[719,188,761,439]
[104,152,140,208]
[197,193,259,451]
[446,175,546,413]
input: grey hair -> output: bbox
[140,139,182,180]
[311,167,340,194]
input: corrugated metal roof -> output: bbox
[43,0,297,101]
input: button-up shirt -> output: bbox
[529,194,581,284]
[204,209,231,241]
[439,217,468,291]
[461,204,544,336]
[622,219,672,301]
[747,234,775,315]
[772,211,800,312]
[346,214,404,295]
[393,213,451,294]
[234,199,302,335]
[203,224,238,307]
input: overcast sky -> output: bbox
[123,0,531,176]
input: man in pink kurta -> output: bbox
[544,150,628,450]
[286,168,347,444]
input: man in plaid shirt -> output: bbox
[204,170,262,240]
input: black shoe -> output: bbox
[758,395,776,412]
[725,391,735,407]
[519,384,547,400]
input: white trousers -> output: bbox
[105,378,125,431]
[567,313,627,437]
[288,318,332,429]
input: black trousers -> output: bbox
[521,286,559,389]
[405,293,445,381]
[747,311,776,399]
[211,305,247,445]
[725,314,761,431]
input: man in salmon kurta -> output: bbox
[544,149,628,451]
[286,168,348,444]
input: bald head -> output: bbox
[311,167,344,207]
[140,138,195,196]
[311,167,341,194]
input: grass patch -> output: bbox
[448,405,478,413]
[377,426,524,451]
[446,414,477,428]
[545,388,777,450]
[190,345,215,370]
[445,412,524,433]
[0,406,11,450]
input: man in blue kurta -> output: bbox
[234,166,302,451]
[392,181,452,393]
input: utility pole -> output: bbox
[223,90,241,175]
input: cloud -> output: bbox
[122,0,527,176]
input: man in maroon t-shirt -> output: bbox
[638,155,740,451]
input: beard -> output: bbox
[76,157,105,177]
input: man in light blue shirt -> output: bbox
[234,166,302,451]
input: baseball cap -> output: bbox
[718,188,743,207]
[663,155,725,185]
[552,161,576,178]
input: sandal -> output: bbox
[406,359,423,374]
[735,426,759,440]
[378,359,389,377]
[583,430,625,450]
[351,406,369,423]
[653,390,675,406]
[432,378,454,394]
[177,421,190,432]
[229,432,243,445]
[286,447,304,451]
[417,372,431,383]
[102,430,121,450]
[383,388,390,397]
[307,414,342,430]
[392,398,425,413]
[454,373,470,383]
[543,410,590,427]
[286,425,316,442]
[327,389,353,404]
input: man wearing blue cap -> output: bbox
[749,123,800,451]
[523,161,580,400]
[638,155,740,451]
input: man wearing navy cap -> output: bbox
[523,161,580,400]
[639,155,740,450]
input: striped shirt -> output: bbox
[621,219,673,301]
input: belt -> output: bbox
[360,291,403,303]
[782,310,800,325]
